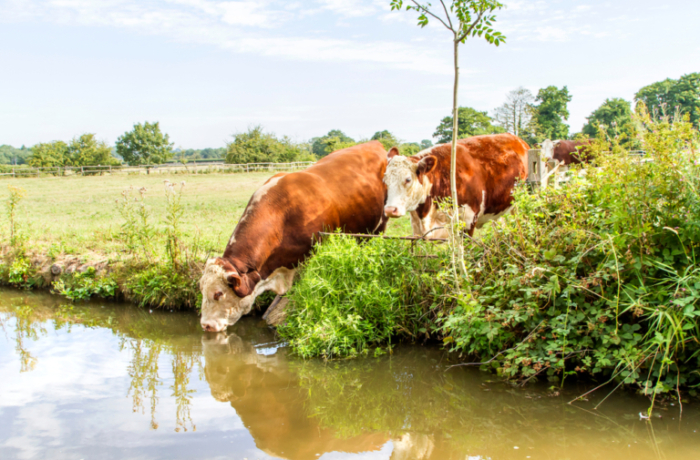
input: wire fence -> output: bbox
[0,161,316,179]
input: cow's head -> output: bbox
[383,147,436,218]
[540,139,561,161]
[199,258,260,332]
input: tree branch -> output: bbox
[409,0,454,32]
[439,0,454,30]
[457,9,485,42]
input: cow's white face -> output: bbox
[199,259,254,332]
[540,139,561,161]
[383,153,436,218]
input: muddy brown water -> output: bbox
[1,289,699,460]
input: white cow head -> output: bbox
[383,147,437,218]
[199,258,258,332]
[540,139,561,161]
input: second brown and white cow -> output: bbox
[539,139,594,187]
[541,139,594,165]
[383,134,529,239]
[199,141,389,332]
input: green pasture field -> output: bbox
[3,172,412,257]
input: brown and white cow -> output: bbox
[383,134,529,239]
[199,141,389,332]
[541,139,594,165]
[539,139,594,187]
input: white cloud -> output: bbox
[316,0,391,18]
[0,0,452,73]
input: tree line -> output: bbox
[4,72,697,167]
[484,72,700,147]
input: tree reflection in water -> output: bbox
[0,291,201,433]
[3,304,44,372]
[171,350,199,432]
[127,340,163,430]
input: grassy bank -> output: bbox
[0,170,411,308]
[281,112,700,399]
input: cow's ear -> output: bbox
[225,271,242,290]
[416,155,437,179]
[387,147,400,160]
[226,271,260,298]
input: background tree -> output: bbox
[311,130,356,157]
[635,72,700,127]
[371,130,400,150]
[399,142,421,156]
[582,98,636,142]
[116,121,174,166]
[391,0,505,259]
[492,87,535,138]
[0,145,31,165]
[28,141,68,167]
[226,126,314,164]
[180,147,225,160]
[66,134,119,166]
[531,85,572,141]
[420,139,433,150]
[433,106,504,143]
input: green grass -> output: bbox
[0,170,412,309]
[2,172,412,255]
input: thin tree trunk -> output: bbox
[450,39,459,215]
[451,37,467,279]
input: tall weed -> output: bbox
[6,185,26,250]
[278,235,445,358]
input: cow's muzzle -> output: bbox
[201,320,226,332]
[384,206,402,218]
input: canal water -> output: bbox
[1,289,699,460]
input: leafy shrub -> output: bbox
[278,235,445,358]
[52,267,118,301]
[443,108,700,398]
[124,264,199,310]
[7,257,34,287]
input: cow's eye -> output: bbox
[405,177,411,184]
[213,291,223,301]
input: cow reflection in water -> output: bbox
[202,325,433,460]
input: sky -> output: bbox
[0,0,698,148]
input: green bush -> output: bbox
[124,264,199,310]
[52,267,118,301]
[443,108,700,398]
[278,236,445,358]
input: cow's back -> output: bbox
[275,141,387,234]
[456,134,529,181]
[228,141,388,277]
[553,139,593,165]
[407,133,528,233]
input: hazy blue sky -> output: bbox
[1,0,698,148]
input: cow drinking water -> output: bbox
[383,133,529,239]
[199,141,389,332]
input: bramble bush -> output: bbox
[442,106,700,400]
